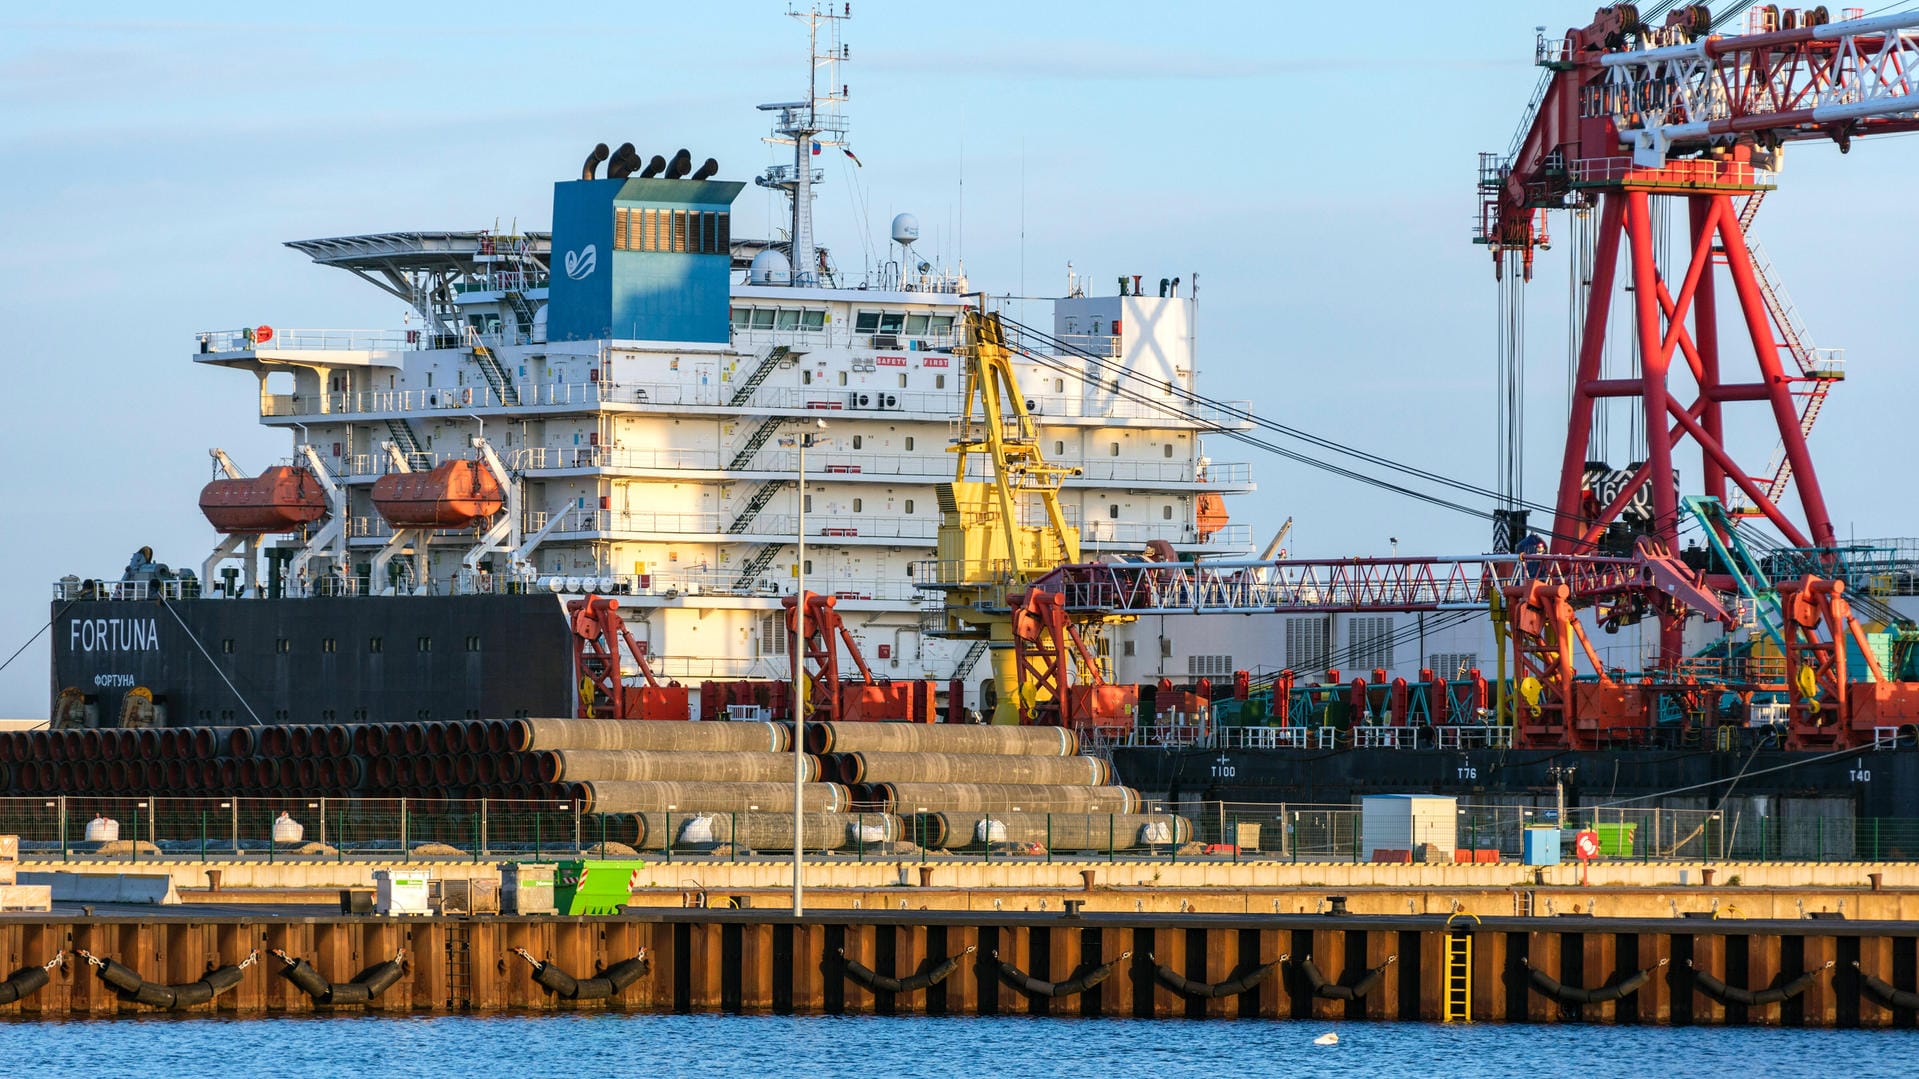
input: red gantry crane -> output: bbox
[1479,5,1919,579]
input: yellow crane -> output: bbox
[927,309,1084,724]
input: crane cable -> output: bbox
[997,315,1556,517]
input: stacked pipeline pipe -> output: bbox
[0,721,570,802]
[0,718,1192,851]
[807,721,1169,848]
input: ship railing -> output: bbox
[264,375,1253,430]
[199,328,420,354]
[532,570,924,603]
[540,509,938,542]
[51,578,195,601]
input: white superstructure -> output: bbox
[187,9,1254,706]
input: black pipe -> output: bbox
[581,143,610,181]
[663,148,692,179]
[639,155,666,179]
[690,157,720,181]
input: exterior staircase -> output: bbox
[385,420,429,468]
[469,341,520,406]
[728,345,790,407]
[727,416,786,471]
[1725,238,1842,515]
[731,543,788,592]
[726,479,791,534]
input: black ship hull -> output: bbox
[50,595,575,727]
[1112,744,1913,817]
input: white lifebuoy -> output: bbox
[461,387,473,405]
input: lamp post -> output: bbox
[784,418,827,917]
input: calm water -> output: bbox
[6,1014,1914,1078]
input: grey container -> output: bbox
[501,862,557,915]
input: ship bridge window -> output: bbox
[855,311,905,334]
[904,314,929,335]
[731,308,751,328]
[803,310,826,330]
[777,309,802,331]
[751,309,777,330]
[928,315,954,335]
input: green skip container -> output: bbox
[553,859,648,915]
[1593,823,1637,858]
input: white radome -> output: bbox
[890,212,920,247]
[748,248,792,286]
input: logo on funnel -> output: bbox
[563,244,598,280]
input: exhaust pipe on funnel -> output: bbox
[691,157,719,181]
[581,142,610,180]
[663,148,692,179]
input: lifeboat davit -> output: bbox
[199,466,328,533]
[372,460,505,528]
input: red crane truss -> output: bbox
[1479,6,1919,628]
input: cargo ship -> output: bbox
[36,5,1919,825]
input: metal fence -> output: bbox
[3,796,1915,864]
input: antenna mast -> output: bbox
[756,3,851,288]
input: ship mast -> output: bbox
[756,3,851,288]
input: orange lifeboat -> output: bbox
[372,460,505,528]
[1196,492,1229,540]
[199,466,328,533]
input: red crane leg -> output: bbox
[1689,196,1728,504]
[1552,195,1625,554]
[1625,192,1681,554]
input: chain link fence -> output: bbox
[3,795,1915,864]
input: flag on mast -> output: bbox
[843,148,863,167]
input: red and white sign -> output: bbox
[1573,829,1601,861]
[875,355,907,367]
[923,356,949,368]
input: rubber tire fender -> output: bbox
[1150,952,1284,999]
[1296,954,1393,1001]
[530,962,581,998]
[0,966,51,1006]
[1854,961,1919,1011]
[280,958,334,1001]
[1522,958,1662,1004]
[838,947,972,995]
[991,950,1130,998]
[1688,959,1828,1006]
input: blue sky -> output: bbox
[3,2,1916,716]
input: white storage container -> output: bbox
[1360,794,1457,862]
[84,816,120,844]
[372,869,431,915]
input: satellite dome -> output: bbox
[891,213,920,247]
[748,248,792,286]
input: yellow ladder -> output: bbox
[1444,913,1479,1023]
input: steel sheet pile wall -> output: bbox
[1,912,1910,1027]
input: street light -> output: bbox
[782,417,827,916]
